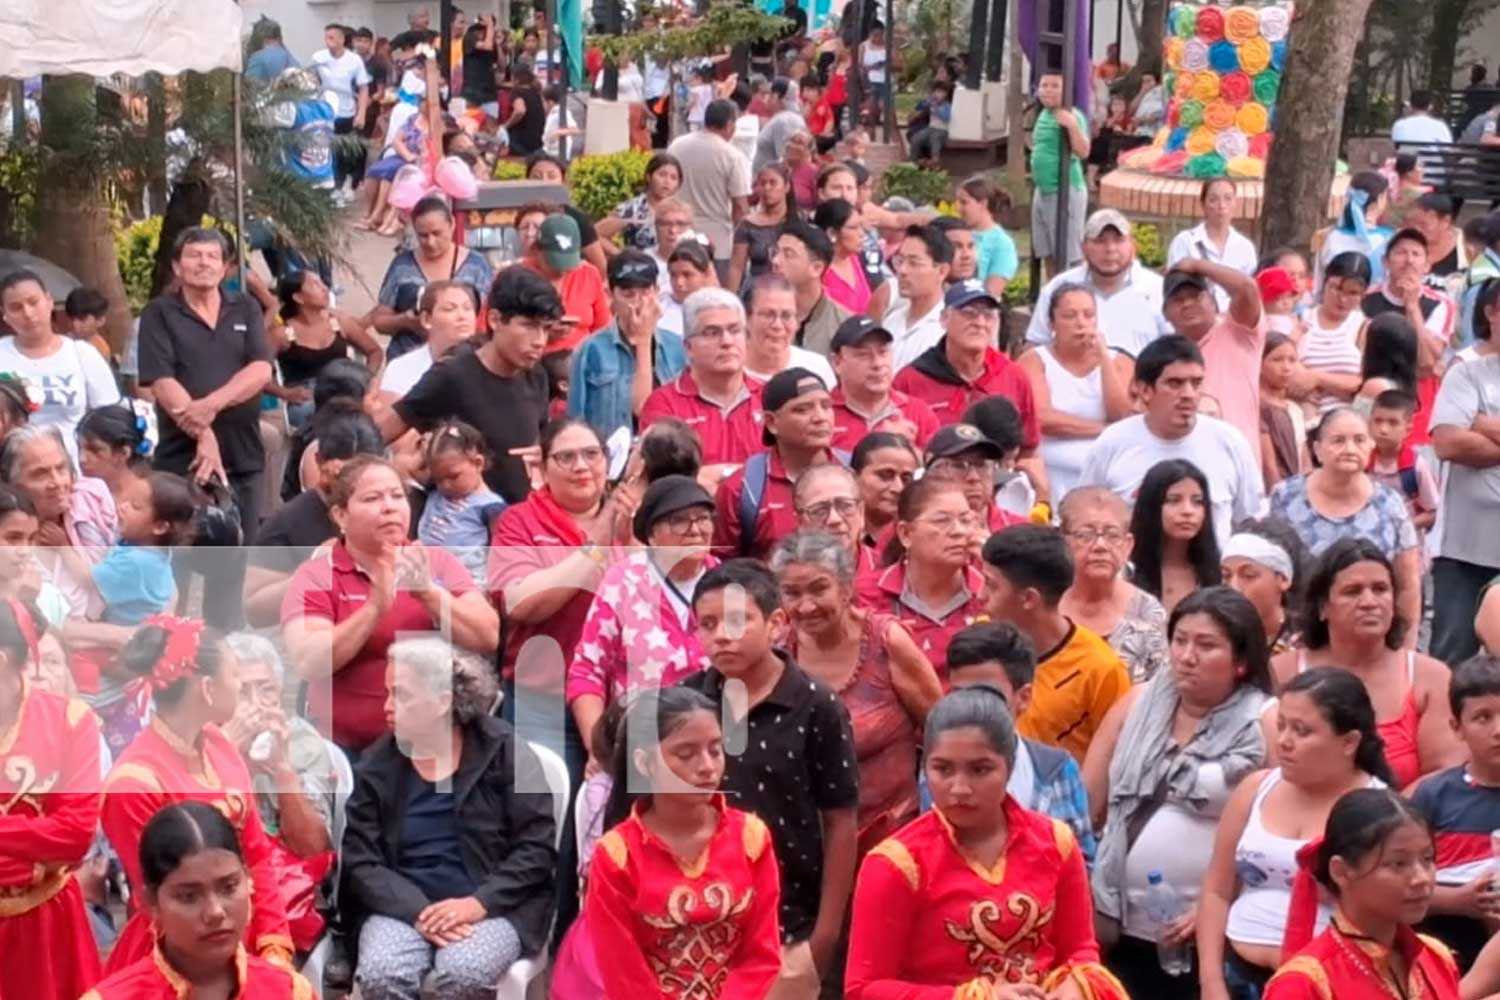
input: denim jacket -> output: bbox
[566,324,687,439]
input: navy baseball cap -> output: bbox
[830,315,895,351]
[944,279,1001,310]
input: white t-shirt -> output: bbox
[1075,414,1265,549]
[1391,114,1454,145]
[0,337,121,467]
[1026,262,1173,358]
[862,44,888,84]
[733,114,761,167]
[378,345,436,399]
[310,49,371,119]
[884,297,946,369]
[745,347,836,388]
[1166,224,1259,309]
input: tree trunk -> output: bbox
[31,75,134,352]
[145,73,168,217]
[1260,0,1376,255]
[1119,0,1165,93]
[1427,0,1469,93]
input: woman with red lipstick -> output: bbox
[83,801,313,999]
[845,686,1125,1000]
[585,686,783,1000]
[280,455,499,754]
[100,617,294,974]
[0,598,103,1000]
[1264,788,1456,1000]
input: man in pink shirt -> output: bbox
[1161,257,1265,464]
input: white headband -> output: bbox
[1222,533,1294,580]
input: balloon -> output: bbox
[434,156,479,201]
[389,164,432,211]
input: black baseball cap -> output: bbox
[761,366,830,445]
[924,423,1005,461]
[1163,270,1211,300]
[830,315,895,352]
[607,249,660,291]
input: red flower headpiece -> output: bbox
[141,614,206,690]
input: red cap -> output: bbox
[1256,266,1299,303]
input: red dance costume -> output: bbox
[83,944,313,1000]
[100,718,294,973]
[1264,915,1460,1000]
[0,682,103,1000]
[845,798,1126,1000]
[585,795,783,1000]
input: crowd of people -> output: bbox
[10,10,1500,1000]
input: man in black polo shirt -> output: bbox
[138,226,274,629]
[377,265,560,503]
[688,559,859,1000]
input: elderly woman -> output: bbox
[1268,407,1422,639]
[1221,516,1308,657]
[1273,537,1464,790]
[795,463,879,574]
[280,455,499,754]
[772,529,943,849]
[1056,486,1169,684]
[1084,587,1275,1000]
[368,197,494,356]
[343,638,557,1000]
[845,687,1125,1000]
[0,269,121,467]
[567,475,716,765]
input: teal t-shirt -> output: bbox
[1031,107,1087,194]
[974,226,1019,283]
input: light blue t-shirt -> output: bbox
[93,543,174,625]
[974,225,1019,283]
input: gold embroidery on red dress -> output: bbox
[0,755,59,816]
[944,893,1056,984]
[642,882,756,1000]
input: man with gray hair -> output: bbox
[640,286,764,470]
[222,633,337,865]
[407,6,432,31]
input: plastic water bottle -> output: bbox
[1144,871,1193,975]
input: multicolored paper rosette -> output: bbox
[1227,155,1265,178]
[1220,71,1253,105]
[1215,127,1250,159]
[1174,5,1198,37]
[1184,38,1210,71]
[1239,37,1272,74]
[1259,5,1290,41]
[1272,39,1287,70]
[1209,40,1240,73]
[1152,151,1191,174]
[1191,71,1221,102]
[1175,71,1195,97]
[1225,6,1261,43]
[1186,127,1218,155]
[1166,127,1189,152]
[1204,99,1237,130]
[1167,98,1183,127]
[1165,37,1186,68]
[1179,99,1205,128]
[1196,6,1226,41]
[1236,102,1270,135]
[1185,151,1228,177]
[1252,69,1281,105]
[1248,132,1274,158]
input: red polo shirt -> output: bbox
[712,448,844,560]
[891,339,1040,448]
[853,559,987,681]
[830,386,941,452]
[280,540,478,750]
[640,372,765,466]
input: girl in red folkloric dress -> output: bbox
[83,800,313,1000]
[584,686,783,1000]
[100,616,294,974]
[0,598,103,1000]
[1264,788,1459,1000]
[846,687,1127,1000]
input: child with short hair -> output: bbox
[686,64,714,131]
[1367,389,1439,533]
[909,81,953,166]
[541,349,572,420]
[416,420,506,584]
[63,288,114,364]
[1410,653,1500,968]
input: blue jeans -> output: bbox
[1223,950,1271,1000]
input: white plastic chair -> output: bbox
[497,741,571,1000]
[299,740,356,1000]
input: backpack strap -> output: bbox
[737,452,771,556]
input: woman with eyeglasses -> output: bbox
[773,529,943,852]
[795,463,879,574]
[855,477,987,679]
[1057,486,1169,684]
[850,432,918,555]
[567,475,717,768]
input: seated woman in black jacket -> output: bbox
[342,638,558,1000]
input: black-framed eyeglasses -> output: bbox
[798,497,861,525]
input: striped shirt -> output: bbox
[1298,308,1364,413]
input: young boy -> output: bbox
[941,622,1097,862]
[63,287,114,364]
[909,80,952,166]
[1368,389,1440,533]
[801,75,835,155]
[1411,654,1500,968]
[688,559,859,996]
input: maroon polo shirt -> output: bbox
[891,338,1040,448]
[852,559,987,682]
[829,386,941,452]
[640,371,765,466]
[712,448,845,560]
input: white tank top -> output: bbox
[1297,308,1364,414]
[1036,346,1106,501]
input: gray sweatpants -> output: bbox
[356,914,523,1000]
